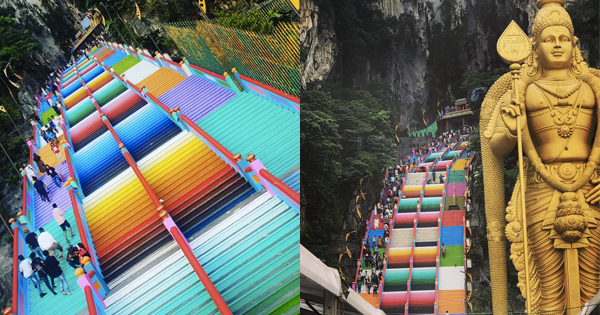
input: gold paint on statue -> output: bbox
[480,0,600,314]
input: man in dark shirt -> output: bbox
[32,176,50,202]
[24,228,45,259]
[42,250,71,295]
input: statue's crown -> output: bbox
[532,0,573,40]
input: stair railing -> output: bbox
[244,155,299,213]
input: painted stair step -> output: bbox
[83,132,251,282]
[135,67,186,98]
[72,129,129,196]
[102,51,127,68]
[121,60,160,85]
[107,193,298,315]
[70,89,147,152]
[111,56,141,75]
[415,227,439,245]
[112,103,182,162]
[390,228,414,248]
[157,75,236,123]
[198,92,299,178]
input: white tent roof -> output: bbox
[300,245,386,315]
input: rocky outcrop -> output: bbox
[301,0,538,131]
[300,0,337,89]
[1,0,82,115]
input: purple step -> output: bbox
[157,75,236,123]
[33,162,72,230]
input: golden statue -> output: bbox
[480,0,600,314]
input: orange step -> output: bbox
[438,290,466,314]
[358,292,380,308]
[135,67,186,97]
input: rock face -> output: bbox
[1,0,82,116]
[300,0,338,88]
[301,0,538,131]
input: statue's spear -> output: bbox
[497,21,532,313]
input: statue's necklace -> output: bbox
[534,81,585,138]
[534,79,582,99]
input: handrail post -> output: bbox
[246,155,299,212]
[81,257,108,297]
[235,154,263,192]
[75,268,106,315]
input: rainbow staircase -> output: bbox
[355,134,471,315]
[10,41,299,315]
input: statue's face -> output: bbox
[536,25,573,70]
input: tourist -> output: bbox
[51,140,64,162]
[365,277,371,294]
[24,228,45,259]
[373,216,379,230]
[42,250,71,295]
[52,203,74,242]
[372,274,379,297]
[19,255,46,298]
[30,253,57,295]
[40,129,50,144]
[432,170,436,183]
[46,164,63,187]
[439,174,444,184]
[47,117,58,134]
[52,101,61,116]
[33,154,48,173]
[51,115,62,134]
[23,163,36,182]
[45,127,56,142]
[66,246,80,269]
[441,243,446,258]
[38,228,64,259]
[32,176,50,202]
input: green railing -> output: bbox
[163,20,300,97]
[409,121,438,137]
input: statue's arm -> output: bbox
[490,129,517,157]
[488,91,519,157]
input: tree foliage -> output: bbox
[301,82,395,260]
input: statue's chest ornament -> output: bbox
[533,80,584,138]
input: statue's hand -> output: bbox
[585,177,600,204]
[500,99,526,136]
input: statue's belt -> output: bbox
[523,161,599,249]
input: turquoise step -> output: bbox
[198,92,299,178]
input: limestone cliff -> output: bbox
[301,0,538,131]
[1,0,82,115]
[300,0,338,88]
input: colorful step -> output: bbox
[198,92,299,177]
[157,75,237,123]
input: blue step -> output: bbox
[72,130,129,196]
[112,104,182,162]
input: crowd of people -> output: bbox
[20,224,88,298]
[19,152,65,203]
[355,126,475,295]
